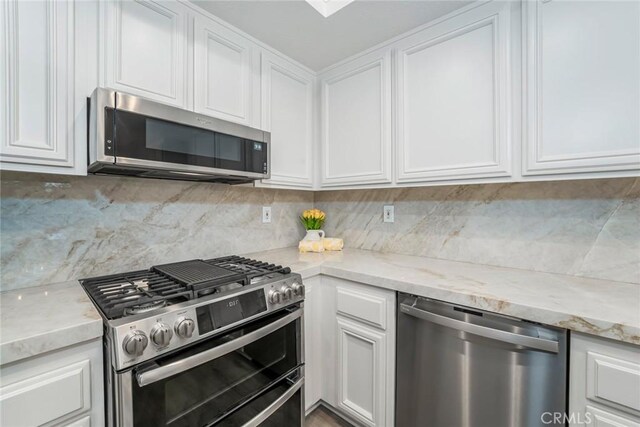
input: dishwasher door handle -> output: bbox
[400,303,559,353]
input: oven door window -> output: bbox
[131,309,302,426]
[113,110,267,174]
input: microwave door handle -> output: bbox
[399,303,559,354]
[242,377,304,427]
[136,308,302,387]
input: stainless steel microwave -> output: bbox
[88,88,270,184]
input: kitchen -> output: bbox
[0,0,639,426]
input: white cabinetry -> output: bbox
[319,51,392,187]
[570,333,640,427]
[324,277,395,427]
[395,1,512,183]
[304,276,322,411]
[0,0,79,173]
[0,339,103,427]
[101,0,190,108]
[260,52,315,188]
[193,14,258,126]
[523,0,640,176]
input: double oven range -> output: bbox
[80,256,305,427]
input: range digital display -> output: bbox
[196,289,267,334]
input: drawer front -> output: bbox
[0,360,91,426]
[336,287,387,330]
[587,406,640,427]
[588,352,640,415]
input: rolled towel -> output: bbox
[323,238,344,251]
[298,239,325,253]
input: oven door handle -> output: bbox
[136,308,302,387]
[243,377,304,427]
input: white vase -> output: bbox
[303,229,325,241]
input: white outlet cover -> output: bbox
[262,206,272,223]
[383,205,394,223]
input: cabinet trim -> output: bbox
[522,0,640,175]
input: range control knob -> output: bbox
[122,330,148,356]
[291,282,305,297]
[174,317,195,339]
[268,289,282,304]
[150,323,173,348]
[280,285,293,301]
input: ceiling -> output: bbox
[191,0,473,71]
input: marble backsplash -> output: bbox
[0,172,312,291]
[2,172,638,291]
[315,178,640,284]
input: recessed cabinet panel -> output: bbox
[194,16,254,125]
[336,318,385,427]
[261,53,314,188]
[0,0,74,167]
[0,360,91,426]
[102,0,188,107]
[523,1,640,174]
[396,1,512,182]
[320,52,392,186]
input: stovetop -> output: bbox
[80,255,292,320]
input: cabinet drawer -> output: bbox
[0,359,91,426]
[336,287,388,330]
[587,352,640,415]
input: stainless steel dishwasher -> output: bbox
[396,293,568,427]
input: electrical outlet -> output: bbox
[383,205,394,223]
[262,206,272,223]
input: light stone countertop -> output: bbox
[2,247,637,366]
[0,280,103,366]
[247,247,640,345]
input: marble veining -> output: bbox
[248,247,640,345]
[315,178,640,284]
[0,172,313,291]
[0,280,102,365]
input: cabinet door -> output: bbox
[194,14,256,126]
[260,52,315,188]
[395,1,512,183]
[0,0,75,169]
[320,51,392,187]
[101,0,189,108]
[335,318,387,427]
[523,1,640,175]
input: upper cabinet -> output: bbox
[319,51,393,187]
[260,52,315,188]
[101,0,190,108]
[193,15,258,126]
[395,2,512,183]
[522,0,640,175]
[0,0,80,173]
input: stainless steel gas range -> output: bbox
[80,256,305,427]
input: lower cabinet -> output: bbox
[304,276,323,411]
[305,275,395,427]
[570,332,640,427]
[0,339,104,427]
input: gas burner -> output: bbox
[124,300,167,315]
[80,255,294,320]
